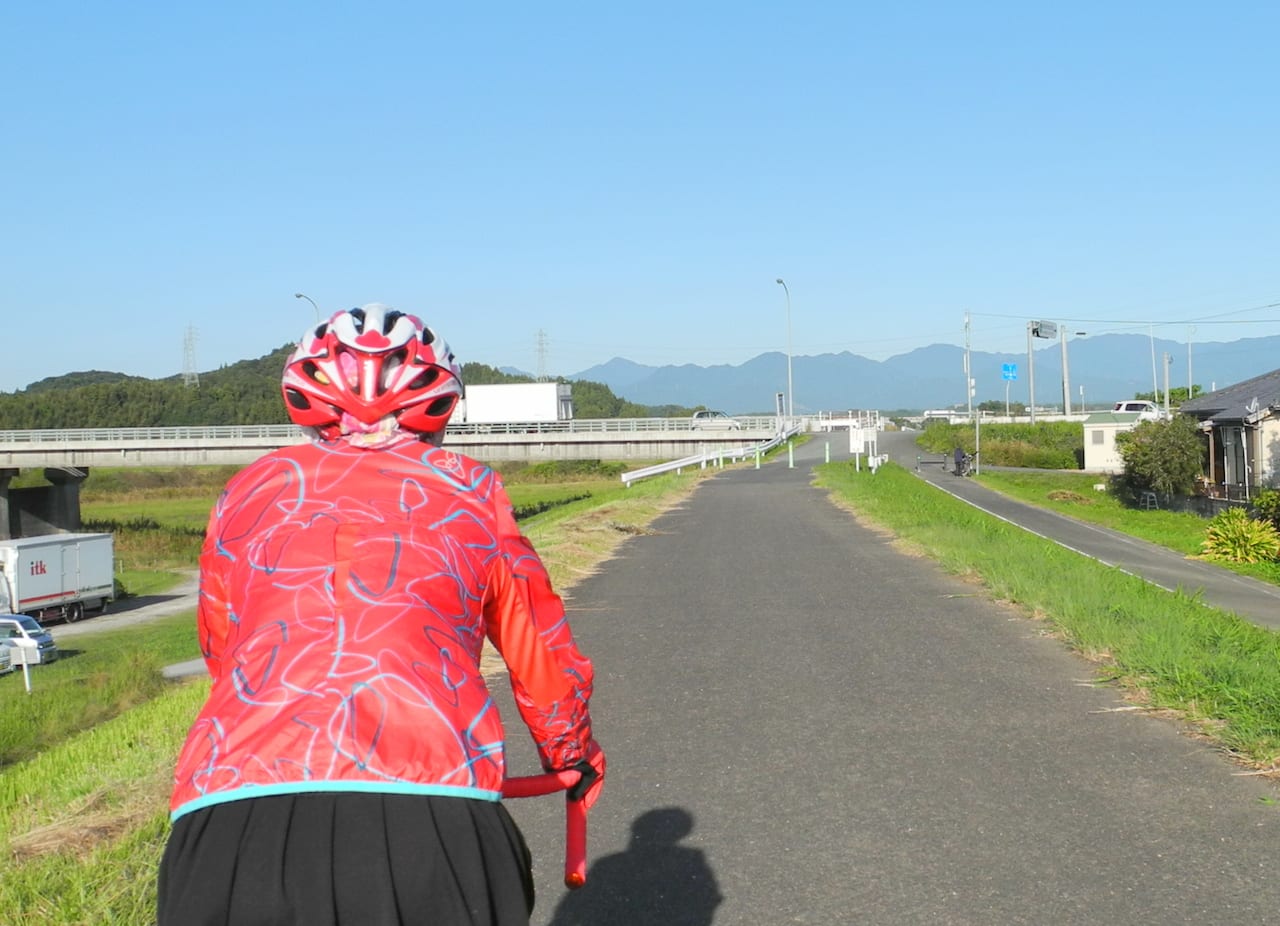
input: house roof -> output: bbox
[1180,366,1280,423]
[1083,412,1142,425]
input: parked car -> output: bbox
[1112,400,1166,421]
[0,614,58,664]
[691,410,742,430]
[0,639,11,675]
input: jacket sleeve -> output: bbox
[196,494,232,680]
[483,482,595,771]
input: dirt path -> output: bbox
[50,572,200,643]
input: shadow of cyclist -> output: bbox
[546,806,721,926]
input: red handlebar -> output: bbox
[502,770,588,889]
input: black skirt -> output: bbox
[157,793,534,926]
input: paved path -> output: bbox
[503,435,1280,925]
[882,432,1280,631]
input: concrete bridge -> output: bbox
[0,412,882,538]
[0,418,786,468]
[0,417,789,538]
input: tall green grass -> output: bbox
[0,464,707,924]
[0,614,199,767]
[818,461,1280,766]
[0,684,206,924]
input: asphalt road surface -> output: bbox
[503,434,1280,925]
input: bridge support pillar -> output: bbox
[0,469,17,540]
[39,467,90,533]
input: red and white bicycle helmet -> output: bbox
[282,303,464,439]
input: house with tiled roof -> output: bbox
[1179,368,1280,499]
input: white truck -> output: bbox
[458,382,574,424]
[0,533,115,623]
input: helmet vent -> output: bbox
[378,350,408,395]
[349,308,366,331]
[302,360,331,385]
[426,396,456,416]
[284,388,311,410]
[408,368,441,390]
[383,310,404,333]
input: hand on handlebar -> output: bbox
[555,739,606,809]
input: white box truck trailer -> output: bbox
[458,383,574,424]
[0,533,115,623]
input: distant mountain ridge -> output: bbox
[11,333,1278,420]
[568,333,1280,414]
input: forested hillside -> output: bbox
[0,346,690,428]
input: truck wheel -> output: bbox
[67,601,85,623]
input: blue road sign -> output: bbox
[1002,363,1018,381]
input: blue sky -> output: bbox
[3,2,1278,394]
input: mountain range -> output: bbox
[564,333,1280,414]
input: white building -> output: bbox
[1082,411,1145,474]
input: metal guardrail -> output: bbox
[0,425,305,443]
[0,417,787,444]
[620,426,802,486]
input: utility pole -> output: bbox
[1060,325,1071,417]
[1027,322,1035,424]
[964,312,973,421]
[1188,325,1195,400]
[1163,352,1173,413]
[182,325,199,388]
[1149,324,1158,399]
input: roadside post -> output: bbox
[975,410,981,476]
[12,645,33,694]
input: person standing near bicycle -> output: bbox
[158,304,605,926]
[954,445,966,476]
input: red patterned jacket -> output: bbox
[169,437,595,820]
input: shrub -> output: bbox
[1201,507,1280,564]
[918,422,1082,469]
[1116,416,1204,501]
[1252,488,1280,529]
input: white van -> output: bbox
[0,614,58,664]
[1112,400,1166,421]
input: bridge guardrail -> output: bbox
[620,426,802,486]
[0,417,789,444]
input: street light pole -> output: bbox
[294,292,321,322]
[1188,325,1196,400]
[1060,328,1086,417]
[775,278,794,419]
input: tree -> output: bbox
[1134,385,1204,405]
[1115,415,1204,500]
[978,399,1026,415]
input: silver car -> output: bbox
[0,614,58,664]
[691,410,742,431]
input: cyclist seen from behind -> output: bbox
[158,304,605,926]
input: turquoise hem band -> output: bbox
[170,781,502,823]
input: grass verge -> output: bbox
[816,461,1280,772]
[0,465,714,924]
[975,469,1280,586]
